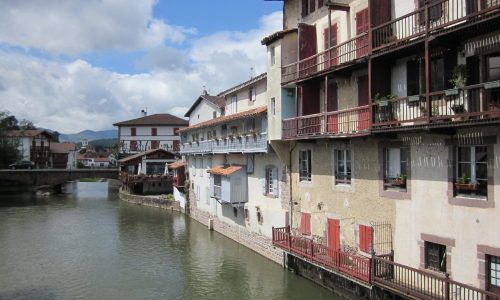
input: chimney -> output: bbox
[141,109,147,117]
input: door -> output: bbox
[327,218,340,251]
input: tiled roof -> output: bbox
[184,93,225,117]
[50,142,76,154]
[261,28,298,45]
[113,114,188,126]
[207,165,242,176]
[118,148,174,163]
[7,129,51,138]
[179,106,267,132]
[94,157,111,162]
[216,73,267,97]
[168,161,185,169]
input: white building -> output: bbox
[7,129,52,167]
[113,111,188,156]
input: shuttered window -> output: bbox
[151,128,157,136]
[359,224,373,253]
[299,150,312,182]
[264,166,279,197]
[130,140,137,151]
[300,212,311,235]
[131,128,136,136]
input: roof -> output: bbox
[216,73,267,97]
[179,106,267,132]
[168,161,185,169]
[7,129,51,138]
[113,114,188,127]
[261,28,298,45]
[118,148,175,163]
[207,165,242,176]
[184,93,225,118]
[50,142,76,154]
[94,157,111,162]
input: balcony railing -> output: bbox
[281,33,369,84]
[180,132,268,155]
[273,227,500,299]
[372,0,500,51]
[372,82,500,129]
[282,105,371,139]
[272,226,372,284]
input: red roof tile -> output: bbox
[113,114,188,127]
[207,165,242,176]
[50,142,76,154]
[179,106,267,132]
[168,161,185,169]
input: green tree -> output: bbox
[0,111,21,168]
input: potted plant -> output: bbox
[445,64,467,96]
[451,103,465,114]
[455,173,479,191]
[374,93,390,107]
[391,174,407,187]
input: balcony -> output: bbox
[281,33,369,84]
[272,226,372,284]
[282,106,371,140]
[180,132,268,155]
[372,0,500,53]
[372,82,500,130]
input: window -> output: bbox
[130,140,137,151]
[151,128,157,136]
[264,166,278,197]
[173,128,179,136]
[221,125,227,138]
[299,150,312,182]
[271,98,276,116]
[359,225,373,253]
[231,95,237,113]
[385,147,408,190]
[246,154,254,174]
[455,146,488,198]
[249,87,256,102]
[213,111,217,119]
[300,212,311,235]
[246,118,255,132]
[213,175,222,199]
[256,207,263,225]
[488,255,500,293]
[131,128,136,136]
[425,242,446,272]
[335,149,351,185]
[488,55,500,81]
[192,157,196,177]
[151,140,159,149]
[270,46,276,66]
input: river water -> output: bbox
[0,182,339,300]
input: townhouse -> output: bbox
[113,111,188,156]
[7,129,52,168]
[180,73,288,263]
[263,0,500,298]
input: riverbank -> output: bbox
[118,188,181,212]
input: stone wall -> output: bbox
[119,188,181,211]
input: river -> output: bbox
[0,182,340,300]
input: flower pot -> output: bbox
[391,178,406,187]
[484,80,500,89]
[455,183,479,191]
[445,88,459,96]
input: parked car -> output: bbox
[9,160,35,170]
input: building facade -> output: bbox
[113,112,188,156]
[7,130,52,168]
[263,0,500,298]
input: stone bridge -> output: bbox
[0,169,119,186]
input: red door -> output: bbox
[323,24,338,68]
[327,218,340,251]
[356,8,369,58]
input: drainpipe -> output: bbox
[288,142,298,230]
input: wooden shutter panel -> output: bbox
[324,27,329,50]
[371,0,391,27]
[309,0,316,13]
[272,167,279,198]
[301,213,311,235]
[302,0,308,17]
[318,0,324,7]
[366,226,374,253]
[359,225,366,251]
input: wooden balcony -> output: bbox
[282,105,371,140]
[372,82,500,131]
[372,0,500,53]
[180,132,268,155]
[272,226,372,284]
[281,33,369,85]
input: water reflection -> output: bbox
[0,182,338,299]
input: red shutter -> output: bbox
[309,0,316,13]
[327,218,340,250]
[131,128,136,136]
[301,0,308,17]
[174,128,179,136]
[355,9,369,57]
[130,140,137,151]
[359,225,373,253]
[172,140,180,152]
[324,27,329,51]
[151,128,157,136]
[300,213,311,235]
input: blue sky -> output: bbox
[0,0,283,132]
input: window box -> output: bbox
[408,95,422,103]
[391,176,406,187]
[484,80,500,89]
[445,88,459,96]
[454,182,479,191]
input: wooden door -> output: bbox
[327,218,340,251]
[324,24,338,68]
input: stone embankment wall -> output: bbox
[189,203,284,265]
[119,189,181,211]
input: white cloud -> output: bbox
[0,0,194,54]
[0,11,283,133]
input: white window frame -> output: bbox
[456,145,488,197]
[299,150,312,182]
[249,87,256,102]
[384,147,408,190]
[335,149,351,185]
[270,46,276,66]
[264,166,279,197]
[231,95,237,113]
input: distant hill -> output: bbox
[59,129,117,143]
[89,138,118,148]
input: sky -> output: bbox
[0,0,283,133]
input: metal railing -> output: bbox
[180,132,268,155]
[282,105,370,139]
